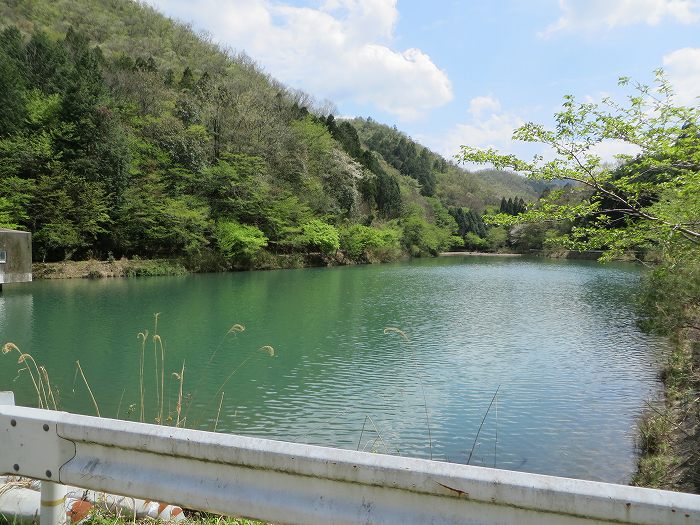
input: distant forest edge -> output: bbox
[0,0,548,268]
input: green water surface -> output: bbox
[0,256,667,483]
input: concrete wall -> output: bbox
[0,229,32,284]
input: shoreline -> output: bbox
[32,252,524,280]
[31,249,621,281]
[439,251,523,257]
[32,259,190,280]
[633,325,699,492]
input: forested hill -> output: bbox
[0,0,541,267]
[350,118,547,209]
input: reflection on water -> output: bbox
[0,257,667,483]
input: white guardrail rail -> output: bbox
[1,392,700,525]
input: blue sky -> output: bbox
[144,0,700,160]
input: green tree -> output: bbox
[0,27,28,136]
[459,72,699,260]
[463,231,489,251]
[339,224,401,261]
[485,226,508,251]
[214,220,268,264]
[298,219,340,255]
[114,175,210,256]
[400,211,453,256]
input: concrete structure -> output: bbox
[1,396,699,525]
[0,229,32,286]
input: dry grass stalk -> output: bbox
[3,343,56,410]
[467,385,500,465]
[259,345,275,357]
[208,323,246,364]
[152,313,166,425]
[173,360,185,427]
[213,344,276,401]
[0,478,34,499]
[137,330,148,423]
[383,327,433,459]
[153,335,165,424]
[214,391,224,432]
[383,327,409,341]
[39,365,58,411]
[75,360,101,417]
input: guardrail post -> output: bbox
[40,481,66,525]
[1,394,67,525]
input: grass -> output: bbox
[79,509,269,525]
[632,324,699,490]
[1,315,278,524]
[0,507,269,525]
[1,342,58,410]
[632,408,677,488]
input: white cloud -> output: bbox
[663,47,700,105]
[590,139,642,163]
[468,95,501,117]
[540,0,700,37]
[428,96,524,160]
[429,96,643,166]
[145,0,452,120]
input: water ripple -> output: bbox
[0,257,667,483]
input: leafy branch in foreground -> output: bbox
[458,71,699,259]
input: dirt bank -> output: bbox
[32,259,188,279]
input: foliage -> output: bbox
[499,196,526,215]
[508,222,563,253]
[0,3,549,267]
[458,73,700,491]
[485,226,508,251]
[637,244,700,335]
[463,232,488,251]
[459,72,699,261]
[450,207,486,239]
[399,209,454,256]
[214,220,268,264]
[353,118,545,212]
[298,219,340,255]
[339,224,401,262]
[122,260,188,277]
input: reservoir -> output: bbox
[0,256,667,484]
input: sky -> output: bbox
[143,0,700,161]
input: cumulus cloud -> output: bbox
[429,95,642,166]
[590,139,642,163]
[467,95,502,117]
[428,96,524,160]
[663,47,700,105]
[145,0,452,120]
[540,0,700,37]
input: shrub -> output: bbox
[299,219,340,255]
[486,226,508,251]
[339,224,401,262]
[214,220,268,264]
[463,232,488,251]
[399,215,452,256]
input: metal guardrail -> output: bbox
[1,396,699,525]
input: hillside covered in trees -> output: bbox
[0,0,543,268]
